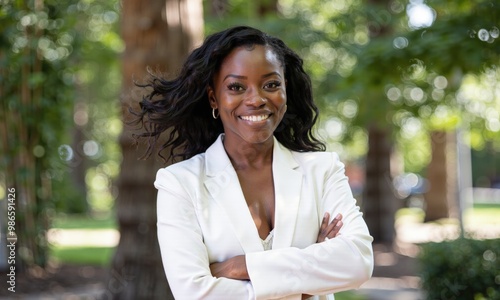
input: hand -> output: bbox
[209,255,249,280]
[316,212,342,243]
[301,213,342,299]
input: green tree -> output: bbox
[0,0,81,270]
[1,0,123,277]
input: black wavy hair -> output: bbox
[134,25,325,163]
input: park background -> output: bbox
[1,0,499,299]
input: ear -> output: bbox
[207,87,217,109]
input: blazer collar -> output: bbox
[204,134,300,173]
[205,134,232,176]
[203,134,303,252]
[271,139,302,249]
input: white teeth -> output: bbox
[241,115,270,122]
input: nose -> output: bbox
[244,92,267,108]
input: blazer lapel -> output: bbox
[203,135,264,253]
[271,138,303,249]
[203,135,303,253]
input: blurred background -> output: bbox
[0,0,499,299]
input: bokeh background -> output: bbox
[1,0,499,299]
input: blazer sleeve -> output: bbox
[155,168,255,300]
[245,153,374,300]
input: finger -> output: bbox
[333,213,343,236]
[316,213,330,243]
[331,220,343,237]
[325,216,343,238]
[326,213,341,229]
[333,213,342,223]
[319,212,330,233]
[329,213,341,227]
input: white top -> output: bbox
[261,229,274,251]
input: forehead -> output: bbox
[217,45,283,77]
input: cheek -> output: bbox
[218,96,239,112]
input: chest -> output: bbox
[236,168,275,238]
[198,170,321,263]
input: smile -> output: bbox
[240,114,270,122]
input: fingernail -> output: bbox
[335,213,341,220]
[336,221,343,227]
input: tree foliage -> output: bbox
[281,0,498,134]
[0,0,122,269]
[1,0,81,268]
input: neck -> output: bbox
[222,136,274,170]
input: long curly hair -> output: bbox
[133,26,325,163]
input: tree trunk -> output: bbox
[360,0,398,244]
[106,0,203,299]
[362,126,398,243]
[424,131,458,222]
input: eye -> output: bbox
[264,80,282,89]
[227,82,245,92]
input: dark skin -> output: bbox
[207,45,343,298]
[236,161,275,241]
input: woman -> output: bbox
[135,26,373,300]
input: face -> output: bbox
[208,45,287,147]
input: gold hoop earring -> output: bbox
[212,108,219,119]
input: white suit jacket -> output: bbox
[155,134,373,300]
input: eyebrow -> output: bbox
[223,72,282,82]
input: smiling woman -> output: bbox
[132,26,373,300]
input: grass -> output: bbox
[49,246,115,266]
[48,213,117,266]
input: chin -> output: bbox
[245,133,275,145]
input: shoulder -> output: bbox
[291,151,345,182]
[273,138,345,176]
[154,134,226,192]
[154,153,206,191]
[291,150,343,169]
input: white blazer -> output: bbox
[155,134,373,300]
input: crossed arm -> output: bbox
[209,212,343,280]
[209,213,343,300]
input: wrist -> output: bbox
[233,255,249,280]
